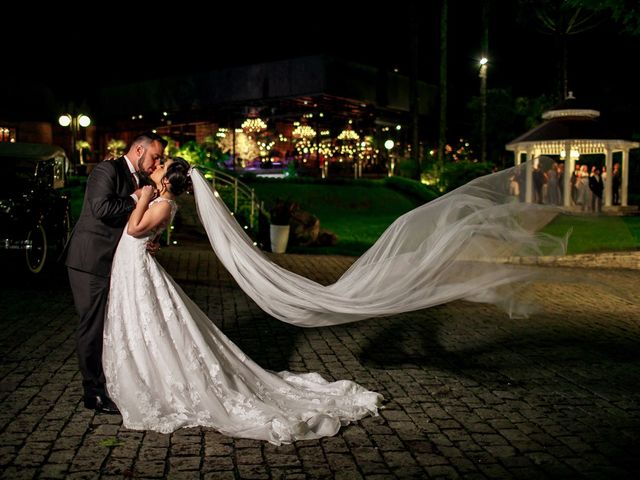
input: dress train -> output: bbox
[104,198,382,444]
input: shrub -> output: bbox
[439,162,495,192]
[396,158,421,179]
[384,176,440,204]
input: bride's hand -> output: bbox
[140,185,156,202]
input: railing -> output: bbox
[166,165,263,246]
[166,165,263,244]
[200,166,263,227]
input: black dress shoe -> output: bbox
[84,393,120,414]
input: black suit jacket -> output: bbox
[65,157,137,277]
[589,175,604,197]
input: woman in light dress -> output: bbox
[103,157,381,445]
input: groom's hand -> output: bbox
[146,240,161,256]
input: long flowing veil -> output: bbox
[191,164,567,327]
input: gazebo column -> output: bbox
[525,150,534,203]
[621,148,629,206]
[563,141,573,208]
[514,149,522,166]
[604,145,613,207]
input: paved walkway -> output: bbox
[1,242,639,479]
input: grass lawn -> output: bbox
[542,214,640,254]
[253,181,640,256]
[64,174,640,257]
[60,176,88,222]
[251,182,420,256]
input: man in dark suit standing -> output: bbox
[66,131,167,413]
[589,167,604,213]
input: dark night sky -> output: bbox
[3,2,639,130]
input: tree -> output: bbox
[75,140,91,165]
[437,0,448,169]
[106,139,126,160]
[480,0,489,163]
[467,88,554,167]
[519,0,604,101]
[217,131,259,168]
[410,3,420,179]
[567,0,640,35]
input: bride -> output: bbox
[103,157,382,445]
[104,157,566,445]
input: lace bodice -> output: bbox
[149,197,177,239]
[128,197,177,241]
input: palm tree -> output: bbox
[410,4,420,178]
[520,0,603,101]
[480,0,489,163]
[567,0,640,35]
[437,0,448,169]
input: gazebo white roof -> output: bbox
[505,95,639,208]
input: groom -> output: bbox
[66,131,167,413]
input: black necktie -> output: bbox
[131,171,139,187]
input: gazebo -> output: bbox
[506,95,639,210]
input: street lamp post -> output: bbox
[384,139,395,177]
[479,57,488,164]
[58,113,91,174]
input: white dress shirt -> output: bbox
[124,155,139,203]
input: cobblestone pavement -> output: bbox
[1,245,639,479]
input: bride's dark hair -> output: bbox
[165,157,192,196]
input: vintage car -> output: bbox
[0,142,71,273]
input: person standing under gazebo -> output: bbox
[589,167,604,213]
[577,165,591,211]
[612,162,621,205]
[547,162,560,205]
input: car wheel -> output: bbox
[57,208,72,251]
[25,224,47,274]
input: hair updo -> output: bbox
[165,157,192,196]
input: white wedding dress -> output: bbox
[104,163,567,443]
[103,197,382,444]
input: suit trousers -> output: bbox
[68,267,110,397]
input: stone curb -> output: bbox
[501,250,640,269]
